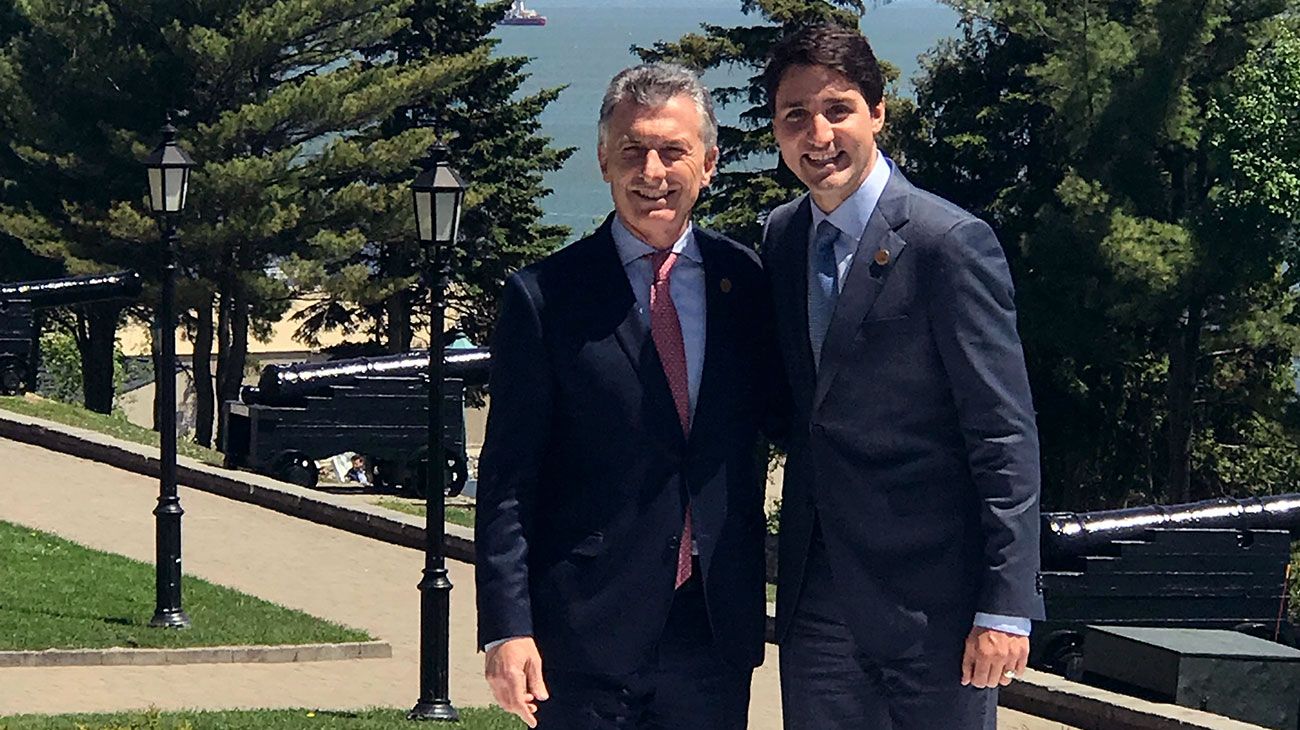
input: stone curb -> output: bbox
[0,641,392,668]
[1003,670,1267,730]
[0,408,1269,730]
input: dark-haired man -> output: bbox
[760,23,1045,729]
[476,63,776,730]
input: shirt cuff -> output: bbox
[484,635,529,652]
[973,613,1032,636]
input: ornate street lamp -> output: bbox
[408,143,466,722]
[143,118,195,629]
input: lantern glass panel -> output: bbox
[164,168,188,212]
[415,189,434,242]
[148,168,165,212]
[435,190,462,244]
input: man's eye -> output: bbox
[783,110,807,123]
[827,105,852,121]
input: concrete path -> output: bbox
[0,437,1073,729]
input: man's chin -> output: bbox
[622,211,688,245]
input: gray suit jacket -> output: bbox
[763,169,1045,660]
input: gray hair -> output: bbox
[598,63,719,150]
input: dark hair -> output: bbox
[762,23,884,110]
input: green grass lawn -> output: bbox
[0,521,370,651]
[0,708,518,729]
[375,498,475,528]
[0,395,224,466]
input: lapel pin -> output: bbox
[873,248,891,266]
[720,278,732,294]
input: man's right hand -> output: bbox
[484,636,550,728]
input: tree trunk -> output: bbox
[1166,303,1203,503]
[77,303,121,414]
[214,286,249,449]
[192,296,215,448]
[386,289,414,353]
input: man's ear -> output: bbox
[702,145,719,187]
[597,141,610,182]
[871,100,886,134]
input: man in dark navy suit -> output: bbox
[761,24,1045,729]
[475,63,776,730]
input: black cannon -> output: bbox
[0,271,143,395]
[1033,493,1300,677]
[220,348,489,492]
[248,347,490,405]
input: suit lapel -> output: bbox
[687,231,733,451]
[771,197,817,402]
[812,172,913,412]
[594,215,687,449]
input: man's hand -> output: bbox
[485,637,550,728]
[961,626,1029,689]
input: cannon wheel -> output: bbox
[1038,631,1085,681]
[1234,621,1296,647]
[406,448,469,499]
[0,355,27,396]
[272,450,318,489]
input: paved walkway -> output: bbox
[0,437,1073,729]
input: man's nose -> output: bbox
[811,114,834,146]
[641,149,667,180]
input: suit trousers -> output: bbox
[780,527,997,730]
[535,567,752,730]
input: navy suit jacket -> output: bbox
[475,216,776,676]
[763,170,1045,661]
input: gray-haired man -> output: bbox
[475,63,779,729]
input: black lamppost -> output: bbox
[143,118,195,630]
[408,144,467,722]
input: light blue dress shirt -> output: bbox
[611,215,706,417]
[806,151,1031,638]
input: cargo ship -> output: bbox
[499,0,546,26]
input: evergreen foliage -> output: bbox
[282,0,572,353]
[0,0,562,441]
[900,2,1300,508]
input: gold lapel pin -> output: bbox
[873,248,891,266]
[720,278,733,294]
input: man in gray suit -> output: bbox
[761,23,1045,729]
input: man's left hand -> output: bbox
[961,626,1029,688]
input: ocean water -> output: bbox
[488,0,963,232]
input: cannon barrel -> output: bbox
[0,271,142,308]
[1042,493,1300,560]
[253,348,490,404]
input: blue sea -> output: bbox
[488,0,963,232]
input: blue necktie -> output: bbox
[808,220,840,366]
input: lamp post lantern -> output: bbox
[408,143,466,722]
[143,118,195,630]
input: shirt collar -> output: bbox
[810,149,892,239]
[611,214,700,266]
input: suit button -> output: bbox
[667,535,681,552]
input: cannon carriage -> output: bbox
[0,271,143,395]
[1033,493,1300,677]
[220,348,489,492]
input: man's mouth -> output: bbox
[632,189,676,204]
[804,150,846,170]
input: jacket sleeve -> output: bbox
[926,218,1044,620]
[474,272,553,647]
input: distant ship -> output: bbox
[499,0,546,26]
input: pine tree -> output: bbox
[284,0,572,353]
[900,1,1300,507]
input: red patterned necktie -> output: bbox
[649,249,693,589]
